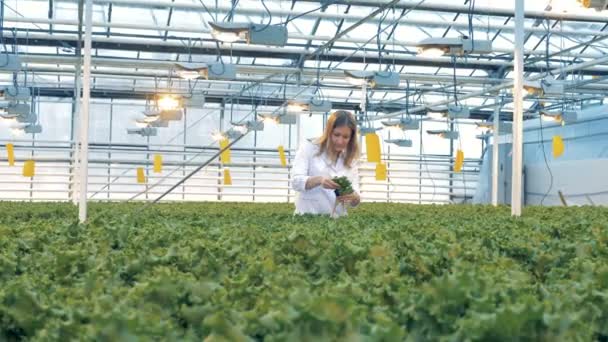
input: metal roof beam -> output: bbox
[13,31,608,75]
[28,85,512,120]
[6,16,608,58]
[14,2,608,36]
[32,0,608,24]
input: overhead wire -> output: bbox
[223,0,240,22]
[467,0,476,51]
[252,0,273,32]
[280,1,338,25]
[538,18,556,206]
[325,0,428,71]
[376,8,390,71]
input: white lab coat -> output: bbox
[292,140,360,217]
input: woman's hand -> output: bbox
[319,177,339,190]
[305,176,339,190]
[337,192,360,206]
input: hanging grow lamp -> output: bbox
[209,22,288,46]
[174,62,237,80]
[286,99,332,113]
[417,36,492,57]
[343,70,400,88]
[385,138,413,147]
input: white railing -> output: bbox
[0,140,480,204]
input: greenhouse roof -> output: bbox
[3,0,608,121]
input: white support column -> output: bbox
[492,94,500,206]
[361,82,367,116]
[511,0,525,216]
[360,82,367,147]
[78,0,92,223]
[296,114,302,147]
[71,59,81,205]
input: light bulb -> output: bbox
[211,29,243,43]
[476,123,493,132]
[385,125,403,134]
[541,113,554,122]
[549,0,588,12]
[134,120,149,128]
[287,103,307,113]
[540,111,564,124]
[10,128,24,137]
[427,111,446,120]
[418,47,446,58]
[176,70,201,80]
[158,96,181,111]
[141,115,159,123]
[0,115,17,123]
[211,131,225,142]
[345,76,368,86]
[522,86,543,98]
[233,125,248,134]
[261,115,279,125]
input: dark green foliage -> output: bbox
[332,176,353,196]
[1,202,608,341]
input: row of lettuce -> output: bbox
[1,202,607,341]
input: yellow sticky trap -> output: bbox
[219,138,231,164]
[454,150,464,173]
[136,167,146,184]
[375,163,387,181]
[278,145,287,167]
[553,135,564,158]
[153,154,162,173]
[224,168,232,185]
[6,143,15,166]
[365,133,381,163]
[22,160,35,177]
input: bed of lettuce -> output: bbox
[1,202,607,341]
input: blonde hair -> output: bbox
[315,110,359,168]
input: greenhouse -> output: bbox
[1,0,608,340]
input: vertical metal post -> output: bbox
[386,130,390,203]
[29,94,36,201]
[360,83,367,118]
[70,63,81,204]
[145,135,150,201]
[511,0,525,216]
[217,101,225,201]
[70,0,84,205]
[492,94,501,206]
[418,122,423,205]
[295,114,302,204]
[287,113,292,203]
[107,100,113,200]
[78,0,92,223]
[448,121,455,202]
[359,84,365,163]
[296,114,302,149]
[253,128,257,202]
[182,108,187,200]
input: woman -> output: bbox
[292,110,361,217]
